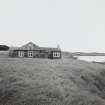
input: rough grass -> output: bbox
[0,51,105,105]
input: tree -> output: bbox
[0,45,9,51]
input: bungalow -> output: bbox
[9,42,62,59]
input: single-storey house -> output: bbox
[9,42,62,59]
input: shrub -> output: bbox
[0,45,9,51]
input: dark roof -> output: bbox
[39,47,60,52]
[10,42,61,52]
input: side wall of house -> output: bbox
[9,50,18,57]
[49,51,62,59]
[11,50,49,58]
[24,51,27,57]
[9,50,61,59]
[33,51,48,58]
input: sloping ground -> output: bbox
[0,52,105,104]
[0,51,9,58]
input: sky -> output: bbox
[0,0,105,52]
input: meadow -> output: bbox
[0,51,105,105]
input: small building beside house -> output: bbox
[9,42,62,59]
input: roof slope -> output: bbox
[18,42,39,50]
[17,42,61,52]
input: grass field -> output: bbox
[0,51,105,105]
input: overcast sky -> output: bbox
[0,0,105,52]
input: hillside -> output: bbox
[0,52,105,105]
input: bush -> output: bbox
[0,45,9,51]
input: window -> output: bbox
[28,51,33,57]
[53,52,55,57]
[55,52,57,57]
[53,52,60,57]
[19,51,24,57]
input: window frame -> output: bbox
[28,51,33,57]
[53,52,60,57]
[19,51,24,57]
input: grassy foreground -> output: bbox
[0,52,105,105]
